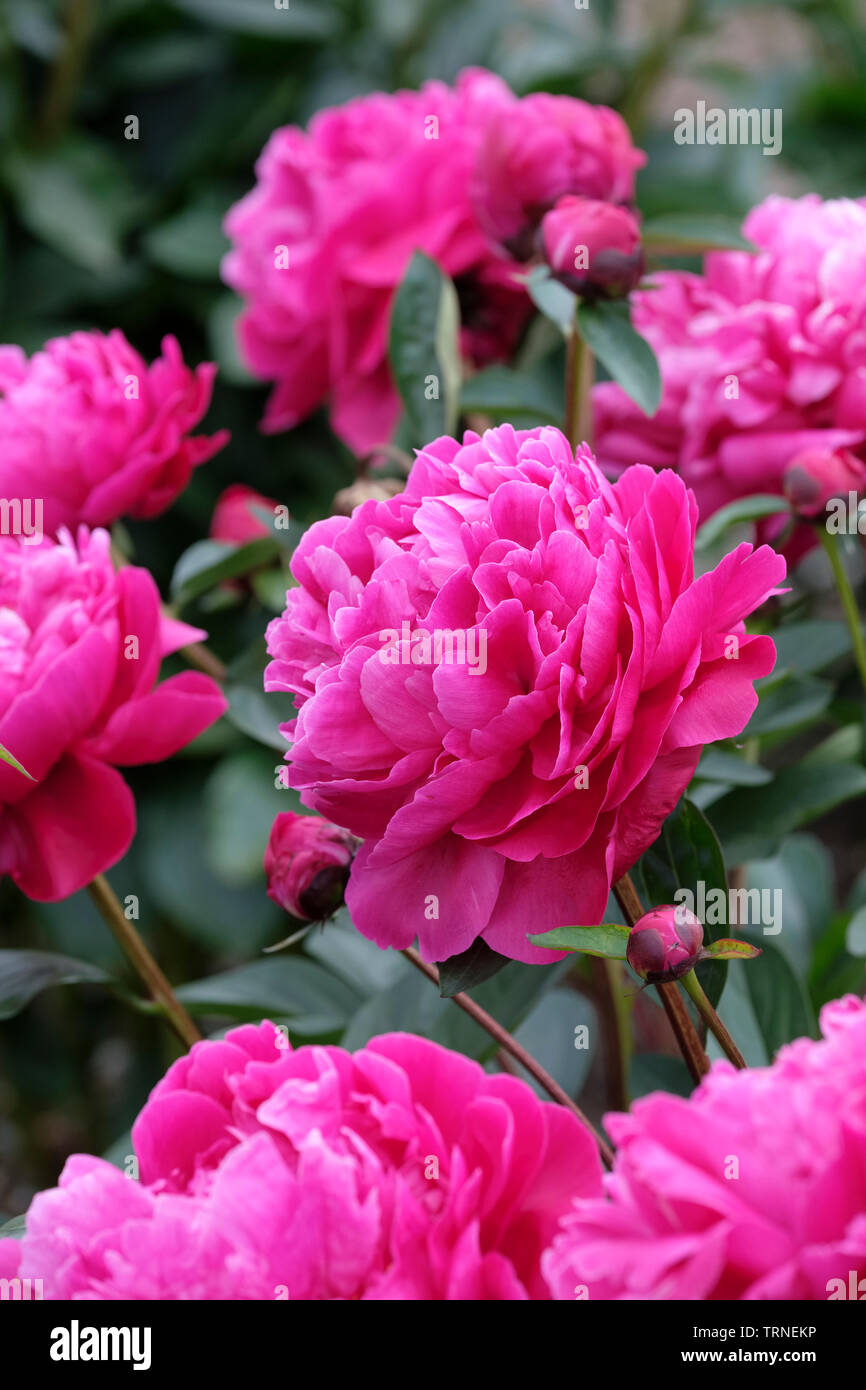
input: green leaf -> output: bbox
[170,537,278,605]
[223,640,296,751]
[459,364,562,425]
[576,300,661,416]
[203,747,302,886]
[743,674,833,738]
[512,988,598,1099]
[389,250,461,446]
[143,190,230,280]
[528,923,630,959]
[526,265,576,336]
[695,495,789,551]
[175,958,363,1037]
[437,938,511,997]
[0,950,109,1020]
[772,620,855,677]
[695,748,772,787]
[167,0,339,38]
[3,139,140,274]
[0,1214,26,1240]
[710,762,866,864]
[629,1051,693,1099]
[0,742,33,779]
[704,938,762,960]
[207,293,257,386]
[738,932,815,1055]
[845,905,866,956]
[633,797,728,1007]
[641,213,755,254]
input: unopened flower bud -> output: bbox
[626,905,704,984]
[782,448,866,518]
[541,195,644,302]
[264,811,359,921]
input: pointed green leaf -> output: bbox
[528,923,630,959]
[389,250,461,447]
[0,742,34,779]
[704,938,762,961]
[576,300,661,417]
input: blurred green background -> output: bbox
[1,0,865,1216]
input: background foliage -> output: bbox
[1,0,865,1219]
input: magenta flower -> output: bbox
[0,529,226,900]
[626,905,704,984]
[544,996,866,1301]
[782,447,866,518]
[473,91,644,256]
[265,425,785,964]
[594,194,866,535]
[0,330,227,537]
[0,1024,603,1299]
[541,196,644,301]
[222,70,643,455]
[210,484,279,544]
[264,811,358,920]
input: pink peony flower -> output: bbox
[543,995,866,1301]
[594,195,866,538]
[0,331,228,537]
[264,811,358,920]
[222,70,643,455]
[625,905,703,984]
[265,424,785,964]
[209,484,279,544]
[541,196,644,301]
[782,447,866,518]
[0,1024,603,1299]
[0,529,226,900]
[473,91,644,256]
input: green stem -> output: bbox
[87,875,201,1050]
[680,969,746,1069]
[564,317,594,451]
[819,527,866,697]
[614,874,711,1084]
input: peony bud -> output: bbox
[210,484,279,544]
[541,196,644,301]
[626,905,704,984]
[782,448,866,519]
[264,812,359,921]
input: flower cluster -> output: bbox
[595,194,866,538]
[266,424,784,964]
[223,69,643,454]
[0,1025,602,1300]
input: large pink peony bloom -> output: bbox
[0,529,226,900]
[265,425,785,964]
[473,91,644,254]
[595,195,866,529]
[544,995,866,1301]
[222,70,643,455]
[0,1024,602,1299]
[0,330,228,538]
